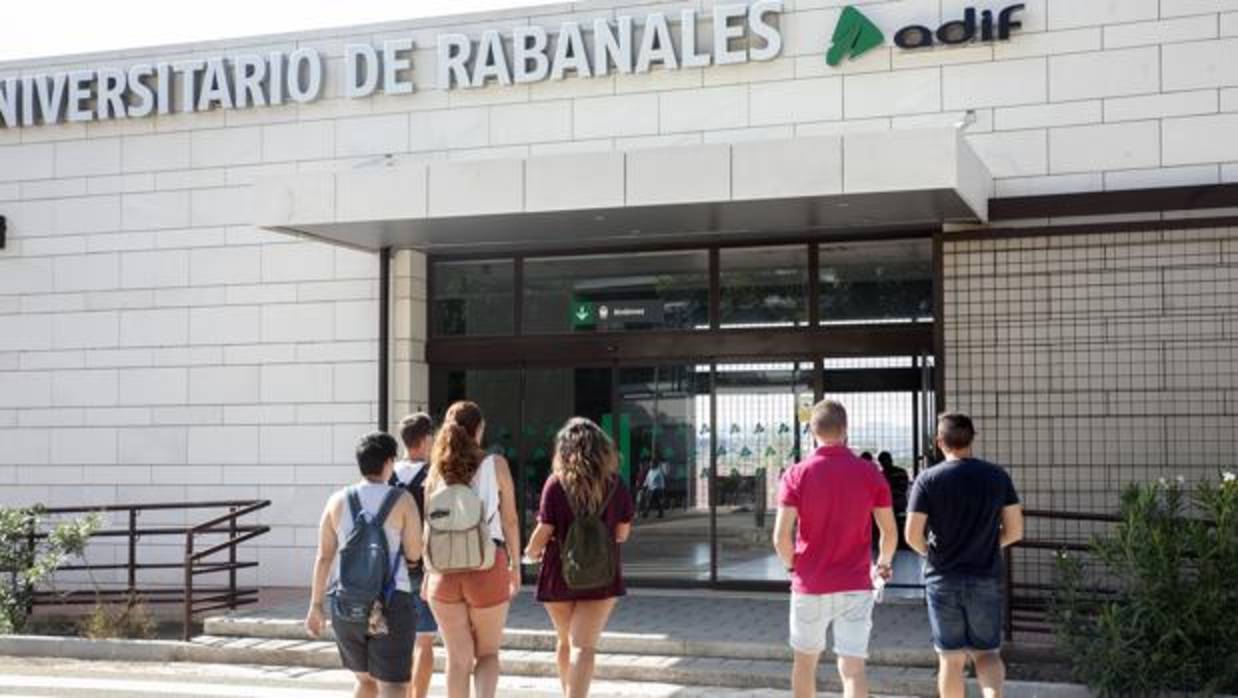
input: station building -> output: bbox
[1,0,1237,589]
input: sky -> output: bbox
[0,0,554,62]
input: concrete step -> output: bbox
[203,614,939,667]
[0,635,1090,697]
[0,655,879,698]
[187,634,938,694]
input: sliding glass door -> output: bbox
[713,362,815,583]
[615,364,712,582]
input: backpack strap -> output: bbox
[346,486,364,522]
[383,542,404,605]
[599,476,618,514]
[373,488,406,602]
[410,465,429,491]
[373,487,403,528]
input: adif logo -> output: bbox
[827,4,1025,67]
[826,7,884,67]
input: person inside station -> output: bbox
[878,451,911,546]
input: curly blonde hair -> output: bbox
[553,417,618,513]
[429,401,485,489]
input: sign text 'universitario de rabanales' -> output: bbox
[0,2,783,128]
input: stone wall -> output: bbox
[5,0,1238,583]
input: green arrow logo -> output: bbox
[827,6,885,67]
[570,300,595,327]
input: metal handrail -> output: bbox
[1003,508,1123,640]
[22,499,271,640]
[37,500,272,514]
[1022,508,1121,523]
[189,500,271,534]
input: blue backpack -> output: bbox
[332,486,403,624]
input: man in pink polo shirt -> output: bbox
[774,400,897,698]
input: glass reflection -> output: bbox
[432,259,515,336]
[819,239,932,324]
[720,245,809,329]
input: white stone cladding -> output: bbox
[3,0,1238,584]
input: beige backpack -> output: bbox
[423,482,496,574]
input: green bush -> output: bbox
[0,506,99,634]
[1052,474,1238,697]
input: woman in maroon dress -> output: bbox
[523,417,634,698]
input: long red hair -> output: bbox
[429,401,485,488]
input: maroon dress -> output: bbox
[535,474,635,603]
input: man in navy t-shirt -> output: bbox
[905,412,1023,698]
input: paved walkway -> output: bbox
[0,657,915,697]
[220,586,935,656]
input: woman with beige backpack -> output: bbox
[421,400,521,698]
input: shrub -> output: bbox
[1052,474,1238,697]
[79,593,156,640]
[0,506,99,634]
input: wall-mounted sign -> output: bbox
[571,300,597,328]
[569,299,664,330]
[0,2,784,129]
[826,3,1025,66]
[826,7,885,67]
[436,2,783,90]
[597,301,664,330]
[894,4,1025,49]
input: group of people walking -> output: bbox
[775,402,1023,698]
[304,397,1022,698]
[305,401,632,698]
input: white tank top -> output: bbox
[471,455,504,544]
[329,481,412,593]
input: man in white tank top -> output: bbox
[391,413,437,698]
[306,432,423,698]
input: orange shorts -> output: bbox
[428,549,512,609]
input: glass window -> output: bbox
[522,250,709,334]
[719,245,809,329]
[431,259,514,337]
[818,239,933,325]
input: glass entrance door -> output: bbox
[822,356,935,599]
[431,357,935,591]
[616,364,712,582]
[714,362,815,583]
[520,367,612,536]
[430,368,522,463]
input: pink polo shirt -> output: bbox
[778,444,892,595]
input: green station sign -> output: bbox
[570,300,596,327]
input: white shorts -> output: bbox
[788,590,875,659]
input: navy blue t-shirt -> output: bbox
[908,458,1020,580]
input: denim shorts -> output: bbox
[408,570,438,635]
[788,590,874,659]
[925,574,1003,653]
